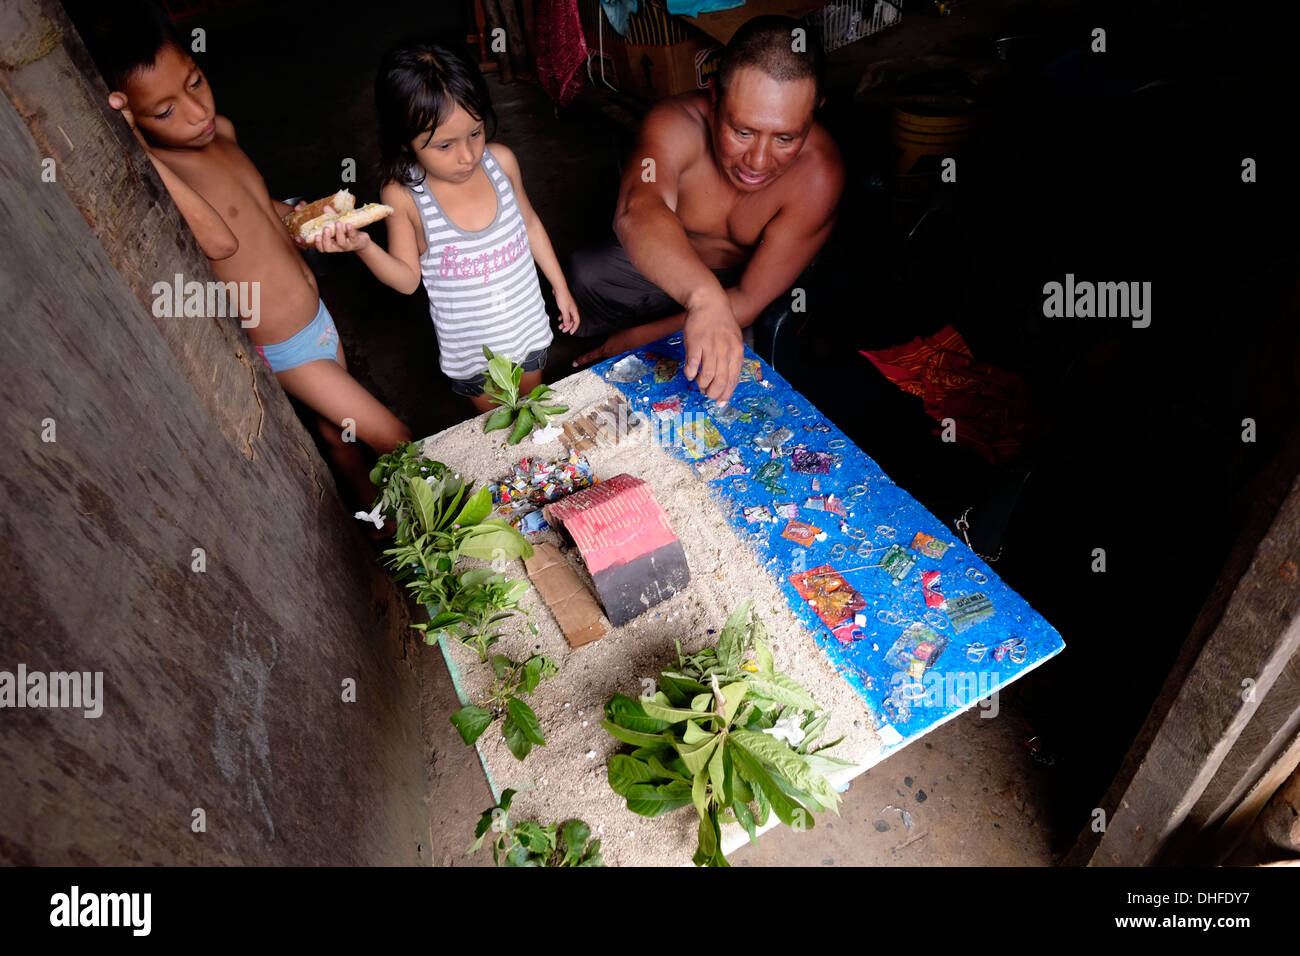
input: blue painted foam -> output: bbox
[592,337,1065,754]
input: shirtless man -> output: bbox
[76,1,409,511]
[571,15,844,404]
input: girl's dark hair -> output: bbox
[375,41,496,188]
[64,0,189,90]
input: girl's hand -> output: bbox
[554,287,581,333]
[311,210,372,254]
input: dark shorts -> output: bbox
[448,347,548,397]
[568,242,744,339]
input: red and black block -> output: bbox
[542,474,690,626]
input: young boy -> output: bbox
[72,1,410,515]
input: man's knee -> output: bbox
[568,247,605,303]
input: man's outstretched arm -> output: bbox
[612,101,743,402]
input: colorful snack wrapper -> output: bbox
[886,624,949,679]
[754,460,788,494]
[781,520,822,547]
[651,395,683,419]
[680,417,727,459]
[921,569,945,608]
[945,592,994,634]
[911,531,950,560]
[739,358,763,383]
[879,543,917,585]
[790,565,868,630]
[694,446,747,481]
[792,448,834,474]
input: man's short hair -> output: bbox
[65,0,188,91]
[715,15,824,101]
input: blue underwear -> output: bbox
[256,300,339,373]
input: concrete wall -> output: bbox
[0,0,430,865]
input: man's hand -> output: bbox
[683,291,743,404]
[554,286,581,333]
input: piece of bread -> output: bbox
[283,189,395,242]
[283,189,353,234]
[296,203,394,243]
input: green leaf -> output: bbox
[690,692,712,712]
[507,407,534,445]
[733,799,758,845]
[624,781,693,817]
[535,403,568,415]
[673,733,719,777]
[527,383,549,401]
[716,602,752,672]
[731,729,817,793]
[729,738,811,829]
[511,363,522,390]
[691,764,709,819]
[506,696,545,745]
[659,671,707,707]
[487,354,516,394]
[606,694,672,734]
[458,523,533,561]
[450,705,494,746]
[459,568,498,589]
[719,681,750,725]
[746,673,818,712]
[452,485,494,528]
[600,719,667,748]
[484,406,514,433]
[522,655,553,695]
[681,719,714,745]
[491,654,511,679]
[641,691,706,724]
[515,821,554,855]
[502,711,532,761]
[645,754,689,783]
[708,740,728,809]
[608,754,658,795]
[408,476,440,534]
[560,820,591,866]
[798,712,832,752]
[578,839,604,866]
[756,640,774,677]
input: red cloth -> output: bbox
[862,325,1029,465]
[536,0,589,106]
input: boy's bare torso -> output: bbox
[158,116,319,345]
[666,92,835,272]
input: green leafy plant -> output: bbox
[481,346,568,444]
[469,789,603,866]
[368,443,535,659]
[602,602,853,867]
[411,568,531,661]
[451,653,558,760]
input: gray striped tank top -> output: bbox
[408,147,552,380]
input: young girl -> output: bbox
[308,41,580,413]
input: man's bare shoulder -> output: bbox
[787,122,845,207]
[640,93,709,156]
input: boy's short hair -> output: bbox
[64,0,189,90]
[715,15,825,102]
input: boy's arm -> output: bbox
[490,144,579,332]
[109,96,238,260]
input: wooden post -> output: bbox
[0,0,432,865]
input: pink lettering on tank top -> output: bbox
[437,226,530,285]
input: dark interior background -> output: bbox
[65,0,1299,856]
